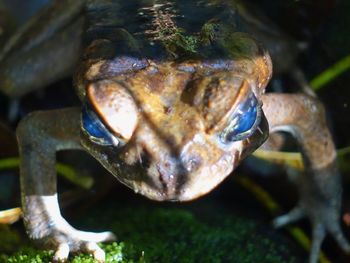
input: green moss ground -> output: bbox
[0,200,301,263]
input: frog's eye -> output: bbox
[82,105,120,146]
[83,79,138,146]
[220,93,261,143]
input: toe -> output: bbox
[74,230,116,243]
[309,223,326,263]
[84,242,106,263]
[53,243,69,263]
[327,223,350,253]
[273,206,304,228]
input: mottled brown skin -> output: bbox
[80,57,270,201]
[0,1,349,262]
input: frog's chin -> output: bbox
[131,173,233,202]
[81,131,239,202]
[121,153,236,202]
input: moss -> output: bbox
[71,243,132,263]
[200,21,220,45]
[217,31,260,60]
[1,203,300,263]
[0,247,53,263]
[159,27,200,57]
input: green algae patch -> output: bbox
[0,203,300,263]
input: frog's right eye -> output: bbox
[84,80,139,145]
[82,106,120,146]
[219,93,261,143]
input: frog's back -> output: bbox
[84,0,239,59]
[76,0,271,99]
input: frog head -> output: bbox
[80,57,270,201]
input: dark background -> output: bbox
[0,0,350,262]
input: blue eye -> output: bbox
[82,106,119,146]
[221,93,261,142]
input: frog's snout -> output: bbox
[133,132,236,201]
[160,134,237,201]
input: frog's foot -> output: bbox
[48,228,116,262]
[27,216,116,262]
[22,193,116,262]
[273,204,350,263]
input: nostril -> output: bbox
[164,161,172,169]
[140,153,151,169]
[184,155,202,173]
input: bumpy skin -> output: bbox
[0,0,349,262]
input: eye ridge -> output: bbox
[220,94,261,143]
[81,104,120,146]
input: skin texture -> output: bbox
[262,94,349,262]
[0,0,349,262]
[81,62,270,201]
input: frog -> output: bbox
[0,0,349,262]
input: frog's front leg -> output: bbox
[261,93,350,263]
[17,107,115,262]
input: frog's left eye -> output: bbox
[220,93,261,143]
[82,105,120,146]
